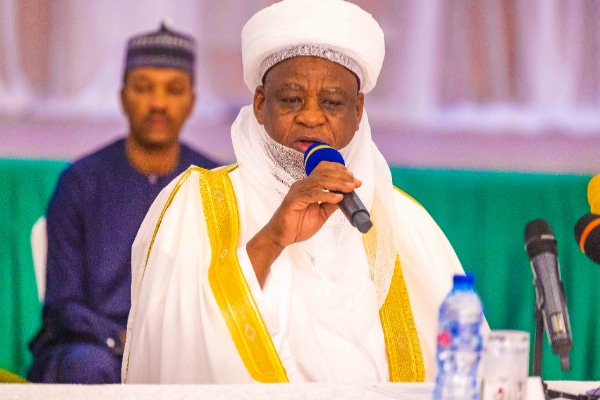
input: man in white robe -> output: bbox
[122,0,466,384]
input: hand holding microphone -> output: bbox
[304,142,373,233]
[248,141,370,284]
[246,142,361,285]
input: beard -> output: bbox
[261,130,307,188]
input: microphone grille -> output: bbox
[303,142,345,175]
[525,219,557,258]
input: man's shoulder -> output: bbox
[160,163,238,197]
[178,163,238,182]
[390,186,441,227]
[56,138,126,185]
[392,186,424,210]
[143,164,239,236]
[67,138,126,173]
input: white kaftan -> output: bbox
[122,106,464,384]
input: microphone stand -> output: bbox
[532,305,544,377]
[534,304,599,400]
[533,299,551,399]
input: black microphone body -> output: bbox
[303,142,373,233]
[525,219,572,371]
[337,191,372,233]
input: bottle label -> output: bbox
[437,330,452,347]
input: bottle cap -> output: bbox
[453,272,475,287]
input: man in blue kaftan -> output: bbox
[28,22,219,383]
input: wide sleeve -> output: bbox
[122,169,252,384]
[36,168,123,354]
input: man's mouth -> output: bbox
[296,139,319,153]
[146,114,170,129]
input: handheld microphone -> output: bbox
[574,214,600,264]
[303,142,373,234]
[573,175,600,264]
[525,219,572,371]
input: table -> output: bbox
[546,380,600,399]
[0,378,550,400]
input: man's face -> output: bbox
[253,56,364,153]
[121,68,195,149]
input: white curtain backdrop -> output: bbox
[2,0,599,127]
[1,0,600,168]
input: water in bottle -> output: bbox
[433,273,484,400]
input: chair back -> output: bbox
[31,217,47,302]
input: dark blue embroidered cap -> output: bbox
[124,21,195,80]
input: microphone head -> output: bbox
[588,175,600,214]
[525,219,557,258]
[303,142,345,175]
[574,213,600,264]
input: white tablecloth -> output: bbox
[0,378,552,400]
[545,380,600,399]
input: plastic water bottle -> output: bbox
[433,273,484,400]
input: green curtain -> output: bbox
[0,158,68,378]
[0,159,597,381]
[392,167,597,381]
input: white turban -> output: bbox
[241,0,385,94]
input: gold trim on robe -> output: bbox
[199,166,289,383]
[379,255,426,381]
[362,224,425,382]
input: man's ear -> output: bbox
[186,92,196,119]
[119,87,127,114]
[253,86,266,125]
[355,92,365,129]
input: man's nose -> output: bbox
[149,89,169,110]
[296,98,326,127]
